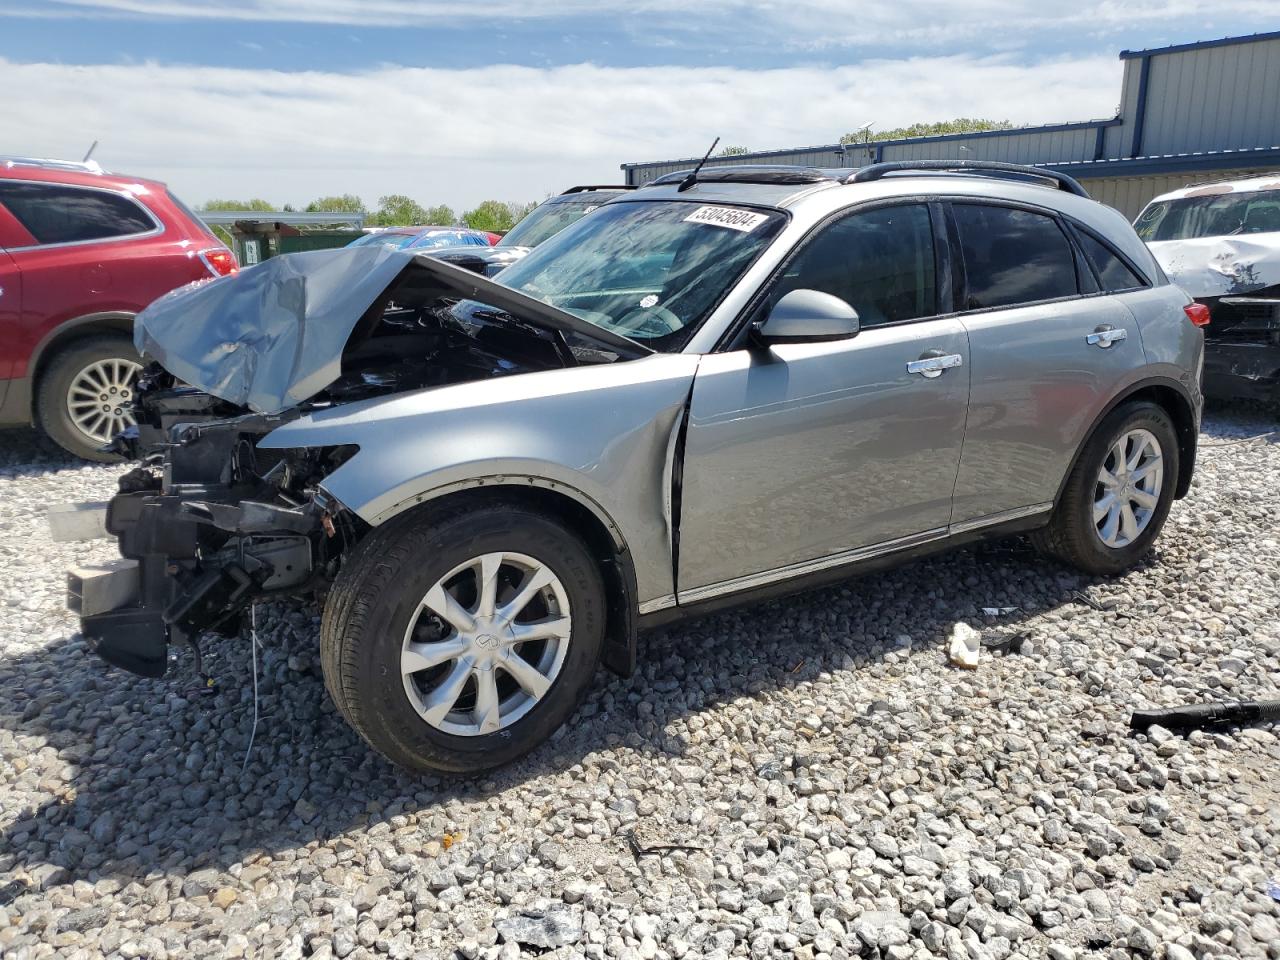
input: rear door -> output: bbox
[677,201,971,601]
[949,201,1151,526]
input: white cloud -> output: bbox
[1,54,1122,210]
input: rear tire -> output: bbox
[1032,401,1179,576]
[36,334,141,462]
[320,501,605,774]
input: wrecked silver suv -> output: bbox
[66,161,1203,773]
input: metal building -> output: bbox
[621,30,1280,218]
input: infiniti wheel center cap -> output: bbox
[475,633,500,651]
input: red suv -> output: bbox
[0,157,236,459]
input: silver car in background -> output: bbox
[67,160,1204,773]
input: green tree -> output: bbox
[840,118,1013,144]
[305,194,367,215]
[716,145,751,156]
[423,204,456,225]
[201,198,275,212]
[506,200,537,225]
[463,200,518,232]
[368,194,430,226]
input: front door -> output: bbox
[677,202,970,601]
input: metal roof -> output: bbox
[1119,29,1280,60]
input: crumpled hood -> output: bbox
[134,243,647,415]
[1147,233,1280,298]
[134,245,413,414]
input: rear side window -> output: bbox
[1077,230,1146,292]
[774,203,937,327]
[953,204,1079,309]
[0,181,155,245]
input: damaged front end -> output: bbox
[63,245,647,678]
[1197,286,1280,401]
[72,414,360,677]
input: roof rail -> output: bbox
[1,155,106,175]
[847,160,1089,198]
[559,184,638,194]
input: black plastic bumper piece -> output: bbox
[82,607,169,678]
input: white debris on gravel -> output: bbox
[1,403,1278,960]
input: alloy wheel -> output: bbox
[66,357,142,445]
[401,552,571,736]
[1093,428,1164,549]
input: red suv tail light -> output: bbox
[1184,302,1211,327]
[198,247,238,278]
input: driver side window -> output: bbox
[773,204,938,327]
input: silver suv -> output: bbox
[66,160,1204,774]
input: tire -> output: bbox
[320,501,606,774]
[36,334,142,462]
[1032,401,1179,576]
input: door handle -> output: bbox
[906,353,963,378]
[1086,326,1127,348]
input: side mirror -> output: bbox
[752,289,860,346]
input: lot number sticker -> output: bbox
[684,206,769,233]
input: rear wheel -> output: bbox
[37,334,141,462]
[321,502,605,774]
[1032,401,1179,575]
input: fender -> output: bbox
[259,352,702,608]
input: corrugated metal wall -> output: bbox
[1088,166,1280,219]
[625,145,847,185]
[1140,37,1280,155]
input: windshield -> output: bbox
[407,230,487,249]
[494,199,784,350]
[500,196,618,248]
[1136,190,1280,241]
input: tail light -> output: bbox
[1184,302,1211,327]
[198,247,238,278]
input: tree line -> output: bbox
[200,194,540,232]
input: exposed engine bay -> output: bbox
[72,249,629,678]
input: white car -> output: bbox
[1135,174,1280,401]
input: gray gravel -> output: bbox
[1,403,1278,960]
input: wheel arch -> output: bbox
[30,312,136,412]
[375,481,641,678]
[1055,376,1198,506]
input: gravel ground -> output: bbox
[1,404,1278,960]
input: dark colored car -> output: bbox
[347,227,493,251]
[1136,175,1280,401]
[0,156,237,459]
[432,185,635,276]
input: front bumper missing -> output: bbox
[59,489,319,678]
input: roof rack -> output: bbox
[847,160,1089,197]
[0,155,106,175]
[650,164,838,187]
[559,184,637,194]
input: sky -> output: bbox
[2,1,1277,212]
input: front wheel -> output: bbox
[1032,401,1179,576]
[320,502,605,774]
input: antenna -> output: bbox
[82,140,98,163]
[678,136,720,192]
